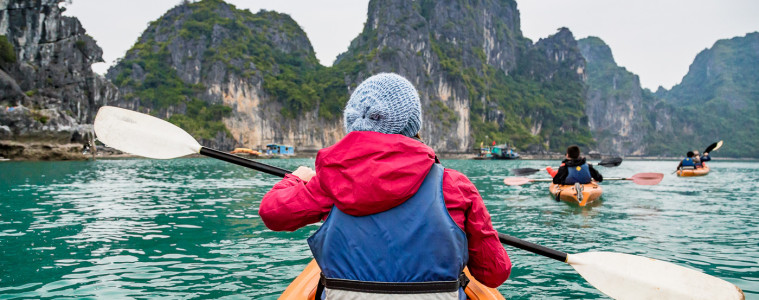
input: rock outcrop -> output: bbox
[332,1,593,152]
[107,0,342,151]
[335,1,594,152]
[0,0,117,160]
[579,36,648,155]
[107,0,594,154]
[579,33,759,158]
[650,32,759,157]
[16,0,754,158]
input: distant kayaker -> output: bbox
[677,151,697,170]
[259,73,511,298]
[548,145,603,184]
[693,150,711,168]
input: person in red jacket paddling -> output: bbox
[259,73,511,298]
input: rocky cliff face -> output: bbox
[579,37,647,155]
[0,0,117,159]
[579,33,759,158]
[107,0,594,153]
[515,28,593,151]
[4,1,755,159]
[650,32,759,157]
[107,0,343,151]
[336,0,593,152]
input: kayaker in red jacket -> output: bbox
[259,73,511,292]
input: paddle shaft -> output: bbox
[197,150,572,264]
[603,177,629,181]
[498,233,567,262]
[530,178,554,182]
[199,147,289,177]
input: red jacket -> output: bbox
[259,131,511,288]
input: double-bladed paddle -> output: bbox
[671,141,724,174]
[704,140,724,154]
[503,173,664,186]
[93,106,743,299]
[511,157,623,176]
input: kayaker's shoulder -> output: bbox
[443,168,472,183]
[442,168,479,193]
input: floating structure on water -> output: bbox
[475,144,520,160]
[229,144,294,158]
[266,144,295,157]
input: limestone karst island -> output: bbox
[0,0,755,299]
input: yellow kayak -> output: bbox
[549,182,603,206]
[279,259,505,300]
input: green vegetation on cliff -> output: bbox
[578,36,647,155]
[652,32,759,157]
[579,33,759,158]
[110,38,228,140]
[109,0,598,152]
[0,35,16,64]
[429,30,594,151]
[334,0,594,152]
[647,32,759,158]
[109,0,351,140]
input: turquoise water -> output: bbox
[0,158,757,299]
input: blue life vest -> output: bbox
[681,157,695,167]
[308,163,469,299]
[565,163,592,184]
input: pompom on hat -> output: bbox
[343,73,422,137]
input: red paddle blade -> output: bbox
[504,177,532,186]
[629,173,664,185]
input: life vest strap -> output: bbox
[319,272,469,294]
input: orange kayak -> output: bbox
[279,259,505,300]
[677,164,710,177]
[549,182,603,206]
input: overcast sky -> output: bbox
[64,0,759,90]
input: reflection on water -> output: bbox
[1,158,757,299]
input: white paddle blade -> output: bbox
[713,140,724,152]
[567,252,744,300]
[504,177,531,186]
[94,106,202,159]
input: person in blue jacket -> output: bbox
[693,150,711,168]
[676,151,696,170]
[552,145,603,185]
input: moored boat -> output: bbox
[491,144,520,160]
[676,163,710,177]
[549,182,603,206]
[279,259,505,300]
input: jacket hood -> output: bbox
[315,131,436,216]
[563,157,587,167]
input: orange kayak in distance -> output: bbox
[549,182,603,206]
[279,259,505,300]
[677,164,710,177]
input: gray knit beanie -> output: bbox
[343,73,422,137]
